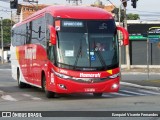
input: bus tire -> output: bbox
[42,74,55,98]
[17,69,26,88]
[93,93,103,97]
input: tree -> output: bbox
[112,8,125,22]
[0,19,15,46]
[127,13,140,20]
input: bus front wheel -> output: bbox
[42,74,55,98]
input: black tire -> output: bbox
[93,93,103,97]
[42,74,55,98]
[17,69,26,88]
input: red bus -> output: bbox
[10,5,129,98]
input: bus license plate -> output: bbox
[84,88,95,92]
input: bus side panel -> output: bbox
[10,45,27,83]
[31,44,48,86]
[11,44,49,88]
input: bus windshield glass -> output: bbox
[55,19,119,71]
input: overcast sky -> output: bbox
[0,0,159,20]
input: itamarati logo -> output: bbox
[80,73,101,78]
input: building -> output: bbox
[17,4,48,22]
[91,0,115,14]
[123,20,160,66]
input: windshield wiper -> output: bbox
[73,37,82,70]
[95,51,107,69]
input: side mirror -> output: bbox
[48,25,56,45]
[117,26,129,46]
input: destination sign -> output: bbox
[62,21,83,27]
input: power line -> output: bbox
[127,9,160,15]
[106,0,116,8]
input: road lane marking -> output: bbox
[120,90,147,96]
[31,97,42,100]
[121,82,160,91]
[138,90,160,95]
[1,95,17,101]
[22,94,32,97]
[22,94,42,100]
[102,94,112,97]
[109,92,132,97]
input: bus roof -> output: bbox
[46,5,113,19]
[15,5,113,27]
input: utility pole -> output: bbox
[120,0,130,70]
[124,6,131,70]
[0,17,4,64]
[11,10,13,27]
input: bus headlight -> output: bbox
[112,83,119,89]
[51,69,71,79]
[109,73,119,79]
[54,71,72,79]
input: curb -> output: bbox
[121,72,160,75]
[120,82,160,91]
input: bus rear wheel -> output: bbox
[93,93,103,97]
[17,69,26,88]
[42,74,55,98]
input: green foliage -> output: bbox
[127,13,140,20]
[0,19,15,46]
[112,9,140,21]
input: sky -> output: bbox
[0,0,160,21]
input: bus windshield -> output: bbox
[55,19,119,71]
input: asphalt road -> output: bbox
[0,70,160,106]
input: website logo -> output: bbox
[2,112,11,117]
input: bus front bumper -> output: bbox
[48,77,120,94]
